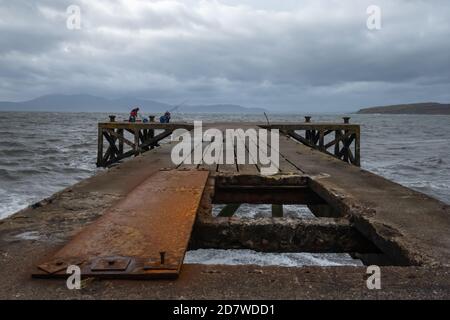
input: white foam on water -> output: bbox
[0,193,31,219]
[184,249,363,267]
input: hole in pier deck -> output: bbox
[189,174,395,267]
[211,175,336,219]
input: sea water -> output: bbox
[1,111,449,266]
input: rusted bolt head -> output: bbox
[305,116,312,123]
[343,117,351,124]
[108,260,115,266]
[109,115,116,122]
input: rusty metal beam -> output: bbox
[33,170,209,280]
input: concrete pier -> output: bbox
[0,121,449,299]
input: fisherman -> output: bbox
[159,111,171,123]
[129,107,140,122]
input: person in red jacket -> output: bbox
[129,107,139,122]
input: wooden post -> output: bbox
[319,130,325,151]
[305,116,311,142]
[118,129,124,155]
[354,128,361,166]
[218,204,241,217]
[97,126,104,167]
[343,132,349,163]
[334,130,341,158]
[134,128,140,155]
[343,120,350,162]
[272,204,283,217]
[149,116,155,149]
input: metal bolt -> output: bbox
[149,116,155,122]
[305,116,312,123]
[160,251,166,265]
[343,117,351,124]
[109,115,116,122]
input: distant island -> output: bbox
[357,102,450,115]
[0,94,267,114]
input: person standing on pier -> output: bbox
[129,107,140,122]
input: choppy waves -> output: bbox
[1,112,449,220]
[1,111,449,267]
[0,112,101,218]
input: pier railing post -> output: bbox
[118,129,124,155]
[149,116,155,149]
[343,119,350,163]
[97,125,104,167]
[334,130,341,158]
[319,130,325,151]
[305,116,312,142]
[354,127,361,166]
[134,128,140,155]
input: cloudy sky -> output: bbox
[0,0,449,112]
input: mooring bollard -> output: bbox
[343,117,351,124]
[109,115,116,122]
[305,116,312,123]
[149,115,155,122]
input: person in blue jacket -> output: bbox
[159,111,171,123]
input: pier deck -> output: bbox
[0,121,449,299]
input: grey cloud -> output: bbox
[0,0,450,111]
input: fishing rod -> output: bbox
[168,100,188,113]
[264,112,271,126]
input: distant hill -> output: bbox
[178,104,265,113]
[357,102,450,115]
[0,94,267,114]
